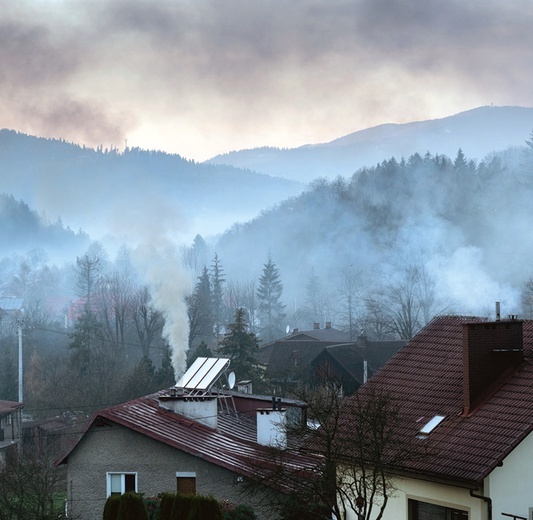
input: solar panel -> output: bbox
[176,357,230,391]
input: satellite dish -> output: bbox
[286,325,290,334]
[228,371,236,389]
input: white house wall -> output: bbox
[340,468,485,520]
[485,430,533,520]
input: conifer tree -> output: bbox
[256,256,286,342]
[218,307,261,383]
[211,253,226,342]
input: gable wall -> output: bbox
[65,422,278,520]
[485,430,533,519]
[339,466,484,520]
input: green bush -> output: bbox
[144,495,160,520]
[117,492,149,520]
[103,495,121,520]
[223,504,257,520]
[173,494,193,520]
[103,493,148,520]
[190,495,222,520]
[157,492,175,520]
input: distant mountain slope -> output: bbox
[207,106,533,182]
[0,130,303,245]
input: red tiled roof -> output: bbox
[56,390,318,485]
[346,315,533,487]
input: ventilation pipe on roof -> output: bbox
[495,301,500,321]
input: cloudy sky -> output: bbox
[2,0,532,161]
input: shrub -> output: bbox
[223,504,257,520]
[157,492,175,520]
[116,492,148,520]
[103,495,121,520]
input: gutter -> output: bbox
[470,489,492,520]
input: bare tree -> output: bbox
[337,266,363,340]
[0,445,67,520]
[95,272,135,366]
[75,253,102,307]
[132,286,164,358]
[244,371,424,520]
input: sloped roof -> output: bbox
[345,315,533,487]
[259,326,353,380]
[56,390,318,484]
[0,400,23,416]
[317,340,406,381]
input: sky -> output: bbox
[2,0,533,162]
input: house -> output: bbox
[56,357,316,520]
[338,314,533,520]
[260,322,404,395]
[0,297,23,335]
[0,399,23,465]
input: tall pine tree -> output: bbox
[256,256,286,342]
[218,307,261,384]
[211,253,226,343]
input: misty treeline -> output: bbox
[216,138,533,332]
[3,135,533,417]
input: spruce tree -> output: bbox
[256,256,286,342]
[218,308,261,383]
[211,253,226,342]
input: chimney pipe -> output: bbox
[314,322,320,329]
[495,302,500,321]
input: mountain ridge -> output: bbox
[207,106,533,182]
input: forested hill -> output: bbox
[208,106,533,182]
[215,144,533,320]
[0,130,303,244]
[0,193,89,256]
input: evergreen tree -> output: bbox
[187,266,214,349]
[156,343,176,387]
[211,253,226,342]
[526,129,533,150]
[256,256,286,342]
[218,308,261,383]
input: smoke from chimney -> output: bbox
[133,241,192,379]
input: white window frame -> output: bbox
[106,472,138,497]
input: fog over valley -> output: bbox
[2,105,533,418]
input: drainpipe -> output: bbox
[470,489,492,520]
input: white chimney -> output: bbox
[256,398,287,448]
[159,396,218,429]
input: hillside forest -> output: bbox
[2,134,533,418]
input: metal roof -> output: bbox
[56,390,319,486]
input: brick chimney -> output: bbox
[462,318,524,415]
[313,322,320,329]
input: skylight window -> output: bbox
[419,415,445,436]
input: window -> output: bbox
[106,472,137,496]
[409,499,468,520]
[176,472,196,495]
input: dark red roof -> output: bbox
[56,390,318,484]
[346,315,533,487]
